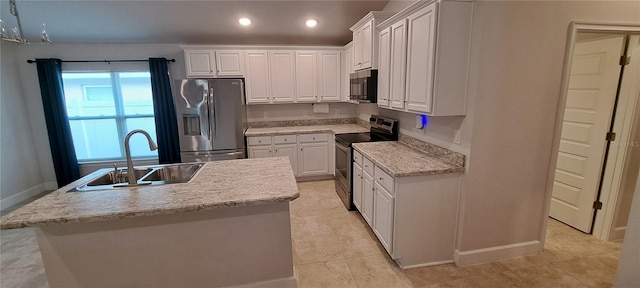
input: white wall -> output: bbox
[0,42,48,209]
[457,0,640,259]
[615,170,640,286]
[247,102,358,123]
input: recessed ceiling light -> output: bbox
[239,18,251,26]
[306,19,317,28]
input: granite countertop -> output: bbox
[353,142,464,177]
[0,157,299,230]
[245,124,368,136]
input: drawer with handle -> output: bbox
[353,150,363,166]
[298,133,328,143]
[363,157,374,176]
[247,136,272,146]
[375,166,394,194]
[274,135,296,144]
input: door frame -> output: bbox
[541,22,640,244]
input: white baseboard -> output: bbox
[1,183,49,211]
[43,181,58,191]
[609,226,627,241]
[454,240,542,267]
[398,259,454,269]
[226,276,296,288]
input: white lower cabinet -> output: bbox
[361,169,374,226]
[373,182,394,254]
[353,150,461,268]
[298,143,329,176]
[274,143,298,175]
[352,163,363,211]
[249,145,273,158]
[247,133,329,177]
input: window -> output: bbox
[62,71,158,162]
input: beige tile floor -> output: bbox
[0,180,623,287]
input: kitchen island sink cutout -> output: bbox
[69,163,204,192]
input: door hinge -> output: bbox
[606,132,616,142]
[620,55,631,66]
[593,201,603,210]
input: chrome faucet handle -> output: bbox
[113,163,119,184]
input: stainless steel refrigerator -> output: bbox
[174,78,246,162]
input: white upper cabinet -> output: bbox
[389,19,407,110]
[185,50,216,78]
[350,12,394,71]
[318,51,341,102]
[377,28,391,107]
[343,42,354,102]
[244,50,271,104]
[215,50,245,76]
[295,51,318,103]
[245,50,297,104]
[405,4,437,113]
[269,51,296,103]
[183,46,342,104]
[376,0,472,116]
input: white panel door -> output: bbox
[215,50,245,76]
[374,182,394,254]
[360,20,373,69]
[550,36,625,232]
[274,143,298,176]
[184,50,216,77]
[343,45,353,102]
[353,30,363,71]
[353,163,364,211]
[249,146,273,158]
[295,51,318,102]
[405,3,438,113]
[298,143,328,176]
[389,19,408,109]
[362,170,374,226]
[244,51,270,104]
[269,51,296,103]
[377,27,391,108]
[318,51,341,102]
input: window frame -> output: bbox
[62,69,158,163]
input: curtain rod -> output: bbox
[26,59,176,64]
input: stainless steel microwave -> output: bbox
[349,69,378,103]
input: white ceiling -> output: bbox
[1,0,390,45]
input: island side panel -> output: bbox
[35,202,295,288]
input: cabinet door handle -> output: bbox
[379,177,383,181]
[313,137,316,140]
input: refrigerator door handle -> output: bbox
[210,87,216,137]
[206,87,212,141]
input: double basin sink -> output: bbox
[69,163,203,192]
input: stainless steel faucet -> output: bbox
[124,129,158,186]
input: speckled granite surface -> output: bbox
[399,134,465,167]
[245,124,368,136]
[353,142,464,177]
[248,118,358,128]
[0,158,299,230]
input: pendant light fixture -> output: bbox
[0,0,51,44]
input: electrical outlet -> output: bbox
[263,111,268,118]
[303,110,308,117]
[454,129,461,144]
[335,108,340,115]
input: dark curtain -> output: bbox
[35,59,80,187]
[149,58,181,164]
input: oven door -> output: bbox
[334,141,352,209]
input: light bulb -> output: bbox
[306,19,317,28]
[239,18,251,26]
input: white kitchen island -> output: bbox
[0,157,300,288]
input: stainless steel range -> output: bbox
[334,115,398,210]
